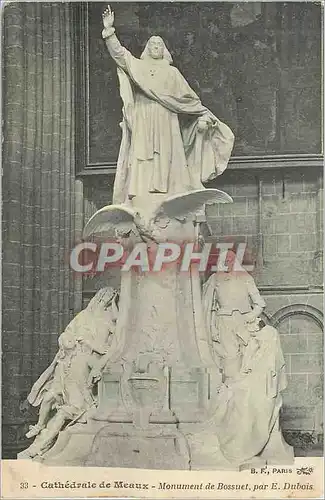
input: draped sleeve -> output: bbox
[105,34,132,72]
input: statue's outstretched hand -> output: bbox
[102,5,114,28]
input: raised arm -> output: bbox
[101,5,129,70]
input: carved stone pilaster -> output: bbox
[2,3,82,457]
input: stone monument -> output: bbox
[19,5,293,469]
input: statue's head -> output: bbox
[58,330,76,351]
[222,249,248,274]
[224,249,237,272]
[141,36,172,64]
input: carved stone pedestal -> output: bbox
[19,192,294,469]
[37,422,189,469]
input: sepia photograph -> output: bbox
[1,0,324,497]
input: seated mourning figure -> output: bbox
[21,288,119,459]
[202,251,293,465]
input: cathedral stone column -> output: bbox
[2,2,82,457]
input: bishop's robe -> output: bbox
[105,35,235,204]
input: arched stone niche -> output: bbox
[271,304,323,331]
[270,304,323,443]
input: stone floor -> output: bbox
[294,446,324,457]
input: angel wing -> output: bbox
[82,204,137,239]
[82,189,232,239]
[153,188,233,222]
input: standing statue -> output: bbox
[200,252,293,465]
[101,5,234,205]
[21,288,119,459]
[202,250,266,381]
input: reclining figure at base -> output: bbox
[23,287,118,458]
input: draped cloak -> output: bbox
[201,270,291,463]
[107,37,235,204]
[27,289,118,408]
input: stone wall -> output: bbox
[208,167,323,287]
[2,2,83,457]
